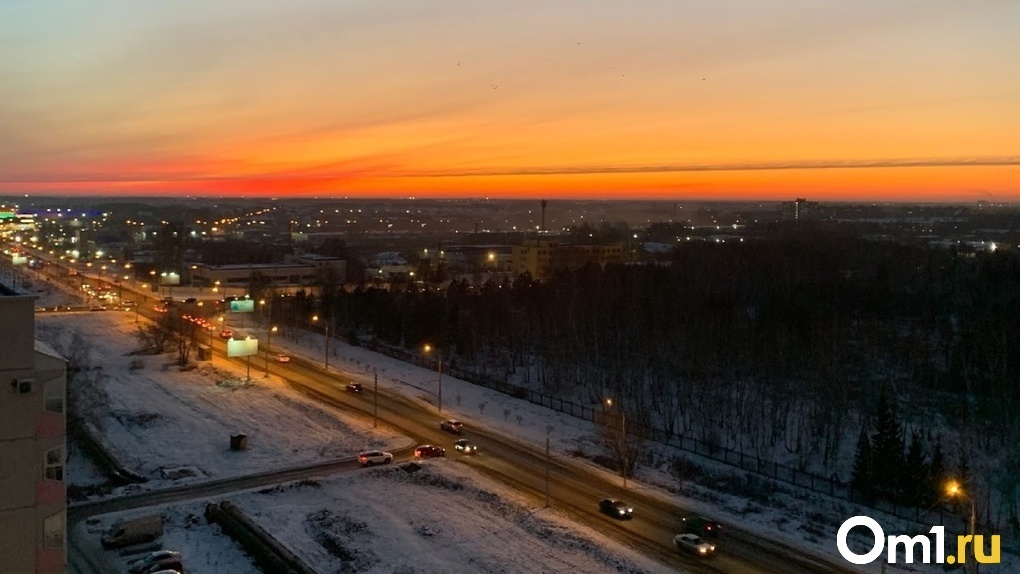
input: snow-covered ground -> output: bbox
[39,313,408,495]
[35,275,1016,574]
[76,461,669,574]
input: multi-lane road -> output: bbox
[25,249,856,574]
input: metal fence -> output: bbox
[359,337,1015,545]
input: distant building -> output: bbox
[782,198,816,221]
[0,285,67,574]
[511,239,623,280]
[190,255,347,294]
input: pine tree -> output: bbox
[927,437,945,506]
[900,431,928,506]
[852,427,875,501]
[870,388,904,498]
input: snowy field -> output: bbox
[37,311,408,494]
[76,461,670,574]
[34,274,1016,574]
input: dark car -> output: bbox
[440,419,464,434]
[129,551,181,574]
[598,498,633,519]
[346,382,362,393]
[453,438,477,454]
[414,445,446,459]
[681,515,723,538]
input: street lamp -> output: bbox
[605,398,627,488]
[545,425,554,508]
[423,344,443,413]
[312,314,330,370]
[263,326,277,377]
[947,480,977,574]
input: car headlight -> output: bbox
[699,547,707,554]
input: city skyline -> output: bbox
[2,0,1019,200]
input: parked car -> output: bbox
[219,329,233,339]
[129,550,181,574]
[346,382,362,393]
[101,515,163,549]
[453,438,477,454]
[440,419,464,434]
[89,305,106,311]
[274,354,290,363]
[598,498,633,519]
[681,515,723,538]
[414,445,446,458]
[358,450,394,466]
[149,570,182,574]
[674,533,716,557]
[138,557,183,573]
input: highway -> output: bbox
[23,249,855,574]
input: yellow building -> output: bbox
[511,239,623,280]
[0,290,67,574]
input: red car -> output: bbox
[414,445,446,459]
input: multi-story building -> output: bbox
[0,285,67,573]
[511,238,623,280]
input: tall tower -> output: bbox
[540,199,547,233]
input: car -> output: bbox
[128,551,181,574]
[219,329,233,339]
[274,354,291,363]
[681,515,723,538]
[414,444,446,458]
[674,533,716,557]
[346,382,362,393]
[89,305,106,311]
[598,498,634,519]
[453,438,478,454]
[148,571,182,574]
[440,419,464,434]
[358,450,393,466]
[137,558,183,573]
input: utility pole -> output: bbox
[373,371,379,428]
[622,411,628,488]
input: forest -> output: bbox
[327,229,1019,529]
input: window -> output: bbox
[44,446,64,481]
[44,382,64,413]
[43,512,65,549]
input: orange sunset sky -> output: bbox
[1,0,1018,201]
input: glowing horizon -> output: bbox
[2,0,1018,201]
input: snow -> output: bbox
[33,273,1016,574]
[39,314,407,494]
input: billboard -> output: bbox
[229,299,255,313]
[159,272,180,286]
[11,255,27,266]
[226,337,259,358]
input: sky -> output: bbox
[2,0,1019,201]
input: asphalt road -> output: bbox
[36,253,857,574]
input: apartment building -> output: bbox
[0,287,67,574]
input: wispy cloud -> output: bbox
[393,156,1020,178]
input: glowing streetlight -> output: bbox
[605,397,627,488]
[947,480,977,573]
[263,325,278,377]
[423,344,443,413]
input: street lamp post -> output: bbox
[263,326,277,377]
[312,315,330,370]
[374,371,379,428]
[947,480,978,574]
[605,398,627,488]
[545,425,554,508]
[424,344,443,413]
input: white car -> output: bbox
[274,354,291,363]
[674,533,716,556]
[128,550,181,574]
[358,450,393,466]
